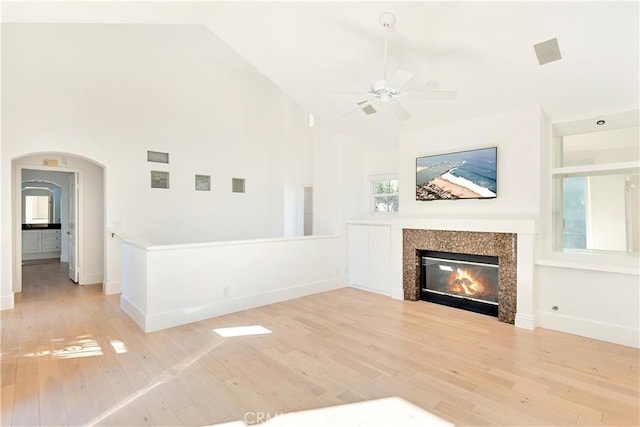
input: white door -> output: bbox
[68,173,79,283]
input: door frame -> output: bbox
[13,164,83,293]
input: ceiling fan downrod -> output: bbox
[379,11,396,82]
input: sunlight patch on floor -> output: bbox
[23,336,103,359]
[84,337,227,426]
[110,339,128,354]
[213,325,272,337]
[210,396,454,426]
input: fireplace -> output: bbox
[420,250,499,317]
[403,229,518,324]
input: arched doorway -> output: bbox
[12,153,105,295]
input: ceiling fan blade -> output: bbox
[388,101,411,121]
[408,90,458,100]
[323,90,369,96]
[387,70,414,91]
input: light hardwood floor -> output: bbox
[1,262,638,426]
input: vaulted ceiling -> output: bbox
[3,1,639,145]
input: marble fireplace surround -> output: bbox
[391,218,537,330]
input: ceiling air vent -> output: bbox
[534,38,562,65]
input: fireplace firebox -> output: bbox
[420,250,499,317]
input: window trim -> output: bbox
[369,174,399,215]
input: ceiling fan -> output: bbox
[347,11,457,122]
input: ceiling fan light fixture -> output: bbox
[379,92,393,104]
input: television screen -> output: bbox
[416,147,497,200]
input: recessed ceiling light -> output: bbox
[596,120,605,125]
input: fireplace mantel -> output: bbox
[391,217,536,234]
[389,217,537,330]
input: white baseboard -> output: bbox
[141,277,348,333]
[22,252,60,261]
[515,313,536,330]
[390,288,404,300]
[1,294,15,310]
[79,272,104,286]
[121,296,146,331]
[537,310,639,348]
[348,283,391,297]
[103,281,121,295]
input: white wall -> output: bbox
[312,127,341,236]
[365,148,399,177]
[1,23,324,304]
[121,235,347,332]
[399,106,542,219]
[339,133,368,223]
[536,266,639,347]
[282,98,314,237]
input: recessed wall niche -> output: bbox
[147,150,169,164]
[150,171,169,189]
[195,175,211,191]
[232,178,246,193]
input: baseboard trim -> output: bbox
[348,283,391,297]
[390,288,404,300]
[141,277,348,333]
[79,272,104,286]
[1,294,15,310]
[537,310,639,348]
[120,296,146,331]
[103,281,121,295]
[515,313,536,330]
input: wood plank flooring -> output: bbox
[1,261,638,426]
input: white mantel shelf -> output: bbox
[391,217,537,234]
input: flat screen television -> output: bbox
[416,147,497,200]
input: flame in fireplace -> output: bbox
[450,268,481,296]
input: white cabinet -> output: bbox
[42,230,62,252]
[22,229,61,260]
[347,223,391,295]
[22,230,42,253]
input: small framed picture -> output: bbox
[151,170,169,189]
[195,175,211,191]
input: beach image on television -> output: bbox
[416,147,497,200]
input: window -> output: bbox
[553,112,639,254]
[371,177,399,213]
